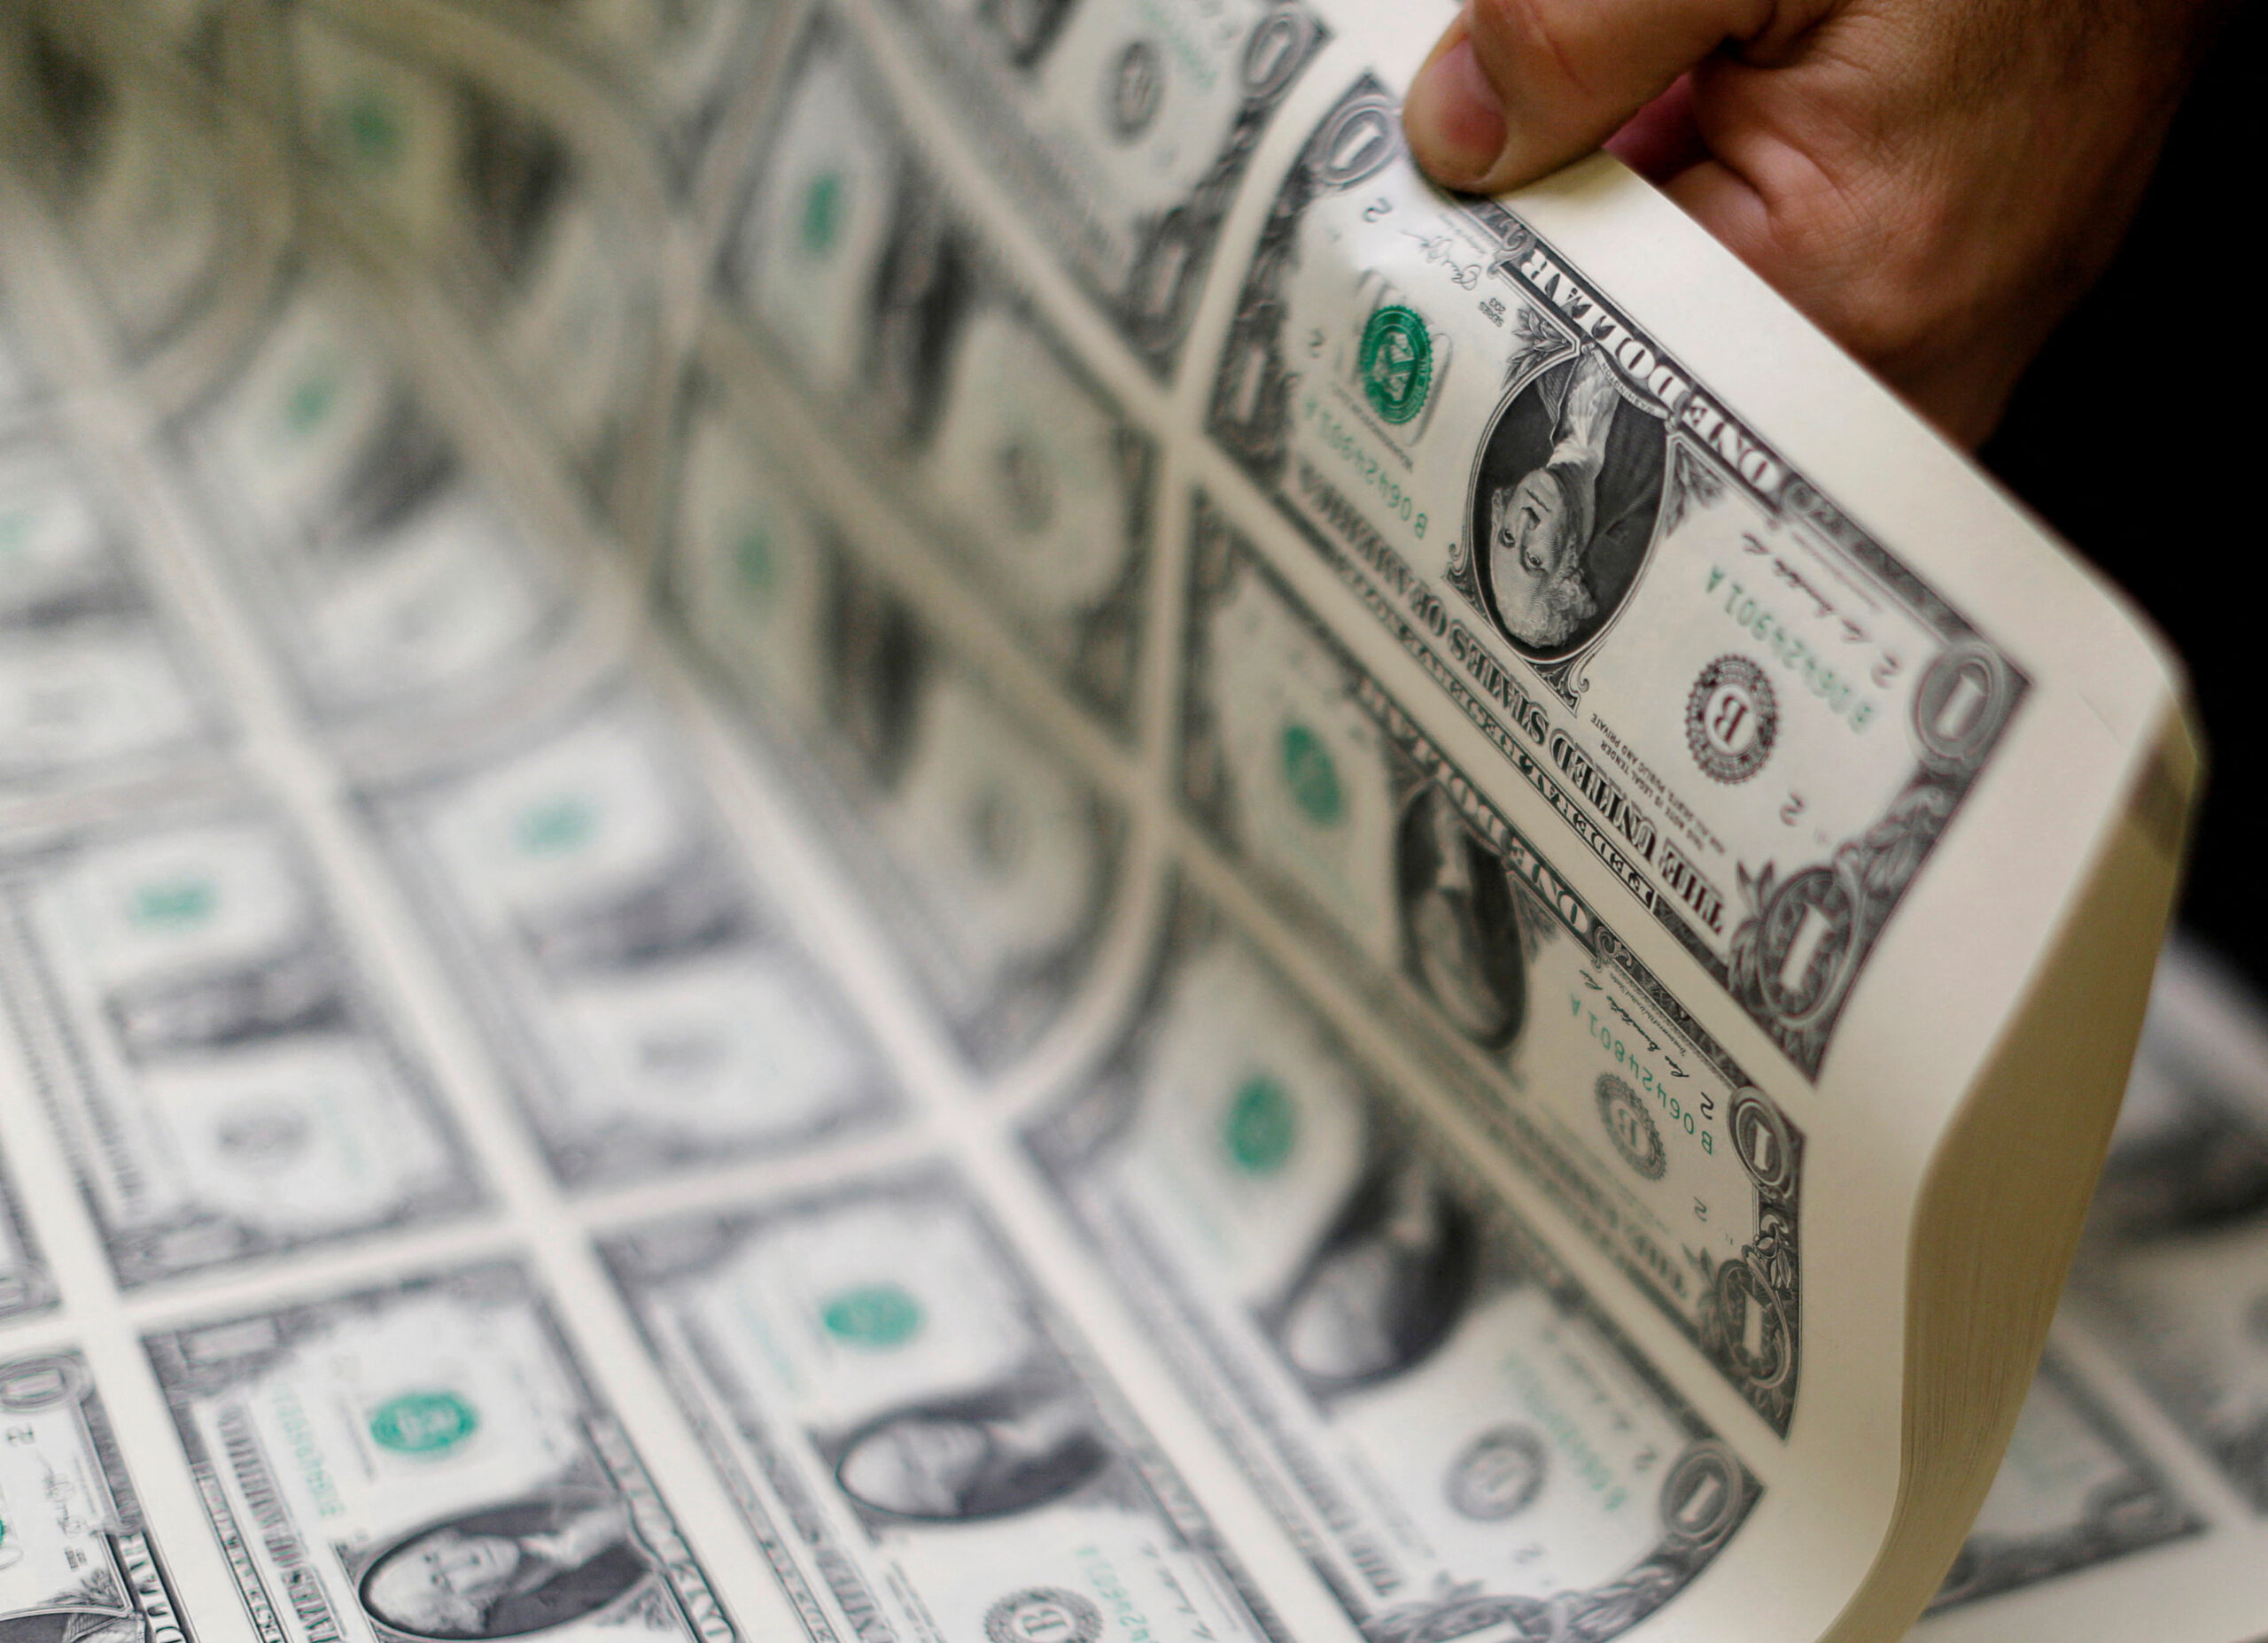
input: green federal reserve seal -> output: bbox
[369,1390,479,1455]
[1358,305,1433,426]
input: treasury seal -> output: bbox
[986,1589,1103,1643]
[1686,655,1777,784]
[1358,305,1433,426]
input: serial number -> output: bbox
[1706,567,1879,732]
[1302,394,1429,539]
[1574,996,1717,1156]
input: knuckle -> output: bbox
[1767,173,1955,366]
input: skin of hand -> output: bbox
[1402,0,2225,445]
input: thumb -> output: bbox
[1402,0,1803,195]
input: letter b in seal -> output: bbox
[986,1589,1104,1643]
[1687,655,1777,785]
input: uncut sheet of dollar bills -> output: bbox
[0,2,2251,1642]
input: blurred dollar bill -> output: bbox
[176,276,571,723]
[1183,499,1801,1429]
[0,805,485,1285]
[147,1261,738,1643]
[2085,942,2268,1241]
[1029,895,1760,1641]
[2066,944,2268,1512]
[663,389,1125,1067]
[718,13,1153,722]
[2076,1203,2268,1516]
[281,9,658,484]
[362,694,899,1189]
[1918,944,2268,1624]
[1923,1348,2201,1616]
[0,447,223,799]
[0,1158,56,1319]
[10,20,242,360]
[439,0,775,178]
[872,0,1324,371]
[0,1350,198,1643]
[601,1169,1285,1643]
[0,299,44,421]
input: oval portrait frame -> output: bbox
[1464,349,1674,665]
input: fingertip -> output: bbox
[1403,28,1509,192]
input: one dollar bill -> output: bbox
[1031,895,1760,1642]
[0,806,486,1286]
[362,694,899,1189]
[146,1261,737,1643]
[1182,498,1802,1428]
[0,1349,198,1643]
[601,1169,1286,1643]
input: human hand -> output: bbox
[1401,0,2222,444]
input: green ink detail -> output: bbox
[820,1283,923,1349]
[733,524,777,598]
[284,370,338,438]
[131,877,216,930]
[515,795,596,856]
[1358,305,1433,426]
[1223,1075,1296,1175]
[0,510,30,558]
[1279,723,1343,825]
[369,1391,478,1455]
[334,89,405,171]
[801,172,846,258]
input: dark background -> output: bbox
[1980,0,2264,988]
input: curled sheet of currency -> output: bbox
[0,3,2214,1643]
[1209,74,2025,1078]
